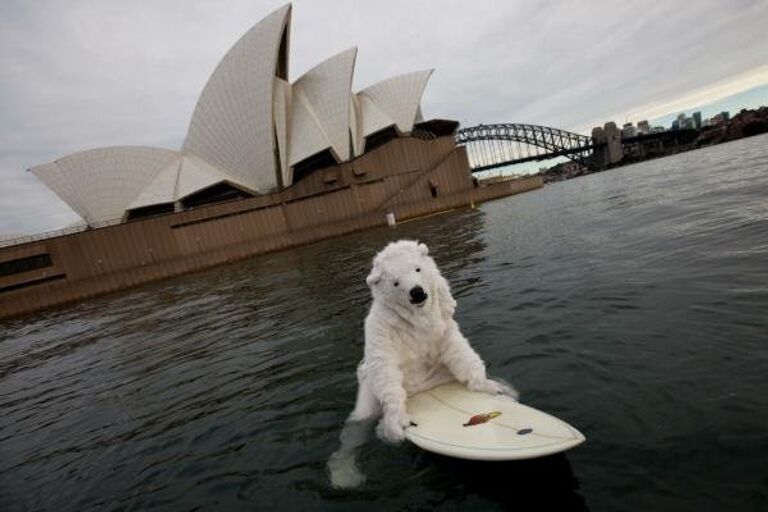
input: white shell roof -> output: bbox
[128,154,252,210]
[127,158,182,210]
[175,154,241,200]
[30,146,255,223]
[357,69,433,136]
[30,147,180,224]
[358,94,396,140]
[288,90,330,170]
[289,47,357,166]
[273,77,292,187]
[29,4,437,223]
[182,4,291,194]
[349,94,364,157]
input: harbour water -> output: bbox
[1,134,767,511]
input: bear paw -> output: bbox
[376,410,410,444]
[469,378,519,400]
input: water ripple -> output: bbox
[2,135,768,511]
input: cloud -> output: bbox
[619,65,768,125]
[1,0,767,234]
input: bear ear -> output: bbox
[366,268,382,288]
[417,242,429,256]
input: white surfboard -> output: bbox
[404,382,585,461]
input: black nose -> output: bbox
[410,286,428,303]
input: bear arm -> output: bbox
[440,322,487,384]
[365,353,407,415]
[436,275,457,319]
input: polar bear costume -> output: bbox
[328,240,517,488]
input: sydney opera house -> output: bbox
[0,4,541,319]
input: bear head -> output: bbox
[366,239,447,313]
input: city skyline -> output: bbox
[2,0,768,235]
[643,83,768,130]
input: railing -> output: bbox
[0,218,125,249]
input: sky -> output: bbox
[649,83,768,129]
[1,0,768,235]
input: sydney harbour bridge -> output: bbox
[454,122,694,173]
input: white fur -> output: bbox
[328,240,518,488]
[353,240,518,442]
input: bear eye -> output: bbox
[394,281,399,287]
[416,267,421,272]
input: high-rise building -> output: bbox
[621,122,637,138]
[692,111,702,129]
[637,120,650,134]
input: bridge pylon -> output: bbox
[591,122,623,167]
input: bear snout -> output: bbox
[409,286,428,305]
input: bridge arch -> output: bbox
[455,123,599,172]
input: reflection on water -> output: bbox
[417,453,588,511]
[1,134,768,511]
